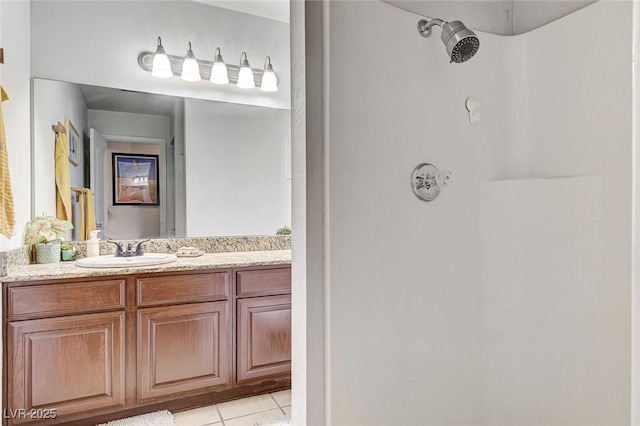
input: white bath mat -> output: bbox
[95,410,174,426]
[254,413,291,426]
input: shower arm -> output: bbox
[417,18,445,38]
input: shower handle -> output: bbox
[411,163,452,202]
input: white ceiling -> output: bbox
[192,0,289,23]
[79,85,178,117]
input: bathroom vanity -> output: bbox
[1,251,291,425]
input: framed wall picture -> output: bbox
[65,118,80,166]
[112,153,160,206]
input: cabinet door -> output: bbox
[137,301,230,402]
[8,312,125,423]
[237,295,291,384]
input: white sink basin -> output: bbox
[75,253,177,268]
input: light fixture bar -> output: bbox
[138,51,276,87]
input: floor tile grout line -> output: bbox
[270,393,283,408]
[270,390,292,410]
[215,404,226,426]
[219,406,283,421]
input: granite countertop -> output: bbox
[1,250,291,282]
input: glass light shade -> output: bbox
[181,42,201,82]
[237,53,255,89]
[210,61,229,84]
[260,68,278,92]
[152,53,173,78]
[181,57,201,81]
[237,66,255,88]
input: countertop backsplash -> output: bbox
[0,235,291,277]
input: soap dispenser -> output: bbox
[87,230,100,257]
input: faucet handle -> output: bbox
[106,240,125,257]
[135,239,151,256]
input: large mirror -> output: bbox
[29,0,291,241]
[32,78,292,240]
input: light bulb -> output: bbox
[260,56,278,92]
[181,42,201,82]
[151,37,172,78]
[237,52,255,89]
[210,47,229,84]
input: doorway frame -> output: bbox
[290,1,326,425]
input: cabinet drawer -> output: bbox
[236,268,291,297]
[8,280,125,320]
[137,272,229,306]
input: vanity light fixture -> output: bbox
[260,56,278,92]
[210,47,229,84]
[151,37,172,78]
[138,37,278,92]
[180,42,201,82]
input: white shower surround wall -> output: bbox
[321,1,632,425]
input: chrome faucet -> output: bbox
[107,239,150,257]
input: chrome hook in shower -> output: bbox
[411,163,452,201]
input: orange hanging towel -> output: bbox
[0,86,15,238]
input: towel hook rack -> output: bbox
[51,121,66,134]
[71,187,87,202]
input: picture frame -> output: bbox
[65,118,79,166]
[112,153,160,206]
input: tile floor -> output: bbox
[173,389,291,426]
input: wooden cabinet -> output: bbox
[237,295,291,384]
[3,265,290,426]
[135,272,231,402]
[137,301,230,401]
[8,312,125,423]
[235,267,291,384]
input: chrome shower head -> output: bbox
[417,18,480,63]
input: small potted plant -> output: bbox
[276,225,291,235]
[24,216,74,264]
[60,242,77,261]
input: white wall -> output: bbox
[326,2,501,423]
[512,0,598,34]
[89,109,170,240]
[632,2,640,423]
[481,5,632,424]
[32,79,88,223]
[0,1,30,250]
[185,98,291,236]
[30,1,290,110]
[318,1,633,425]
